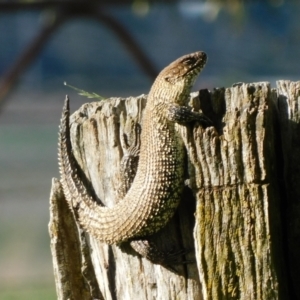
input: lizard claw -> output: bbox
[196,114,213,127]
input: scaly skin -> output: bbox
[58,51,208,245]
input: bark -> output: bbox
[49,81,300,299]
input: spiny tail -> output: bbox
[58,96,74,207]
[58,96,98,211]
[57,97,139,244]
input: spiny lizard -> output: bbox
[58,51,210,262]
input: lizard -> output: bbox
[58,51,210,263]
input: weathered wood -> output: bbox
[49,81,300,299]
[186,83,285,299]
[49,178,103,300]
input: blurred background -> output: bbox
[0,0,299,299]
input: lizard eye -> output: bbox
[183,57,196,66]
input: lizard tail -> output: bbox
[58,97,149,244]
[58,96,100,216]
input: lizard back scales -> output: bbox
[58,51,207,244]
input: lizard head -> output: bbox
[150,51,207,105]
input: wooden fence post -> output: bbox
[49,81,299,299]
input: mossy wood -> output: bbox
[49,80,300,300]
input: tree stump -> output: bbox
[49,81,300,300]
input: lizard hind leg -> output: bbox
[116,122,141,200]
[129,239,194,272]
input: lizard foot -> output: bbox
[130,239,194,271]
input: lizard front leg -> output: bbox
[166,103,213,126]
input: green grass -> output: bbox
[0,285,56,300]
